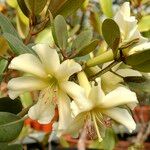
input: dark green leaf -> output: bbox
[17,0,30,17]
[72,30,92,51]
[24,0,47,14]
[53,15,68,50]
[0,13,20,39]
[0,112,23,142]
[102,19,120,58]
[50,0,86,18]
[0,97,22,114]
[3,33,35,55]
[138,15,150,32]
[125,49,150,66]
[89,128,117,150]
[130,60,150,72]
[77,39,99,57]
[0,143,22,150]
[125,49,150,72]
[127,79,150,93]
[0,59,8,82]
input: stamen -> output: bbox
[92,113,103,142]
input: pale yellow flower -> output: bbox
[8,44,85,133]
[67,73,138,142]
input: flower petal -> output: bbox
[9,54,47,78]
[56,59,82,81]
[102,107,136,132]
[32,44,60,74]
[88,85,105,107]
[57,91,71,133]
[116,68,142,77]
[100,86,138,108]
[61,81,93,112]
[28,99,55,124]
[8,90,24,99]
[8,76,48,92]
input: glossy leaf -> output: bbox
[50,0,86,18]
[89,128,117,150]
[0,13,20,39]
[77,40,99,57]
[17,0,30,17]
[6,0,17,8]
[90,11,102,35]
[99,0,113,18]
[72,30,92,51]
[130,60,150,72]
[0,59,8,82]
[102,19,120,57]
[125,49,150,65]
[0,36,9,56]
[20,92,33,108]
[0,112,23,142]
[24,0,47,14]
[138,15,150,32]
[0,97,22,114]
[16,15,29,39]
[3,33,35,55]
[53,15,68,50]
[0,143,22,150]
[125,49,150,72]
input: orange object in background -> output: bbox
[25,108,59,133]
[25,118,53,133]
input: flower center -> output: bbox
[47,74,58,91]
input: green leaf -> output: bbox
[0,143,22,150]
[125,49,150,65]
[24,0,47,14]
[99,0,113,18]
[0,112,24,142]
[77,40,99,57]
[102,19,120,58]
[72,30,92,51]
[89,128,117,150]
[0,59,8,82]
[0,36,9,56]
[53,15,68,50]
[0,13,20,39]
[6,0,18,8]
[130,60,150,72]
[0,97,22,114]
[20,92,33,108]
[3,33,35,55]
[16,15,29,39]
[17,0,30,17]
[127,78,150,94]
[125,49,150,72]
[90,11,102,35]
[50,0,86,18]
[138,15,150,32]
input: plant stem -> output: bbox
[17,102,36,118]
[89,60,119,81]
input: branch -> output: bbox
[89,61,119,81]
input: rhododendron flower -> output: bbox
[7,44,86,132]
[114,2,146,44]
[67,74,138,142]
[114,2,150,55]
